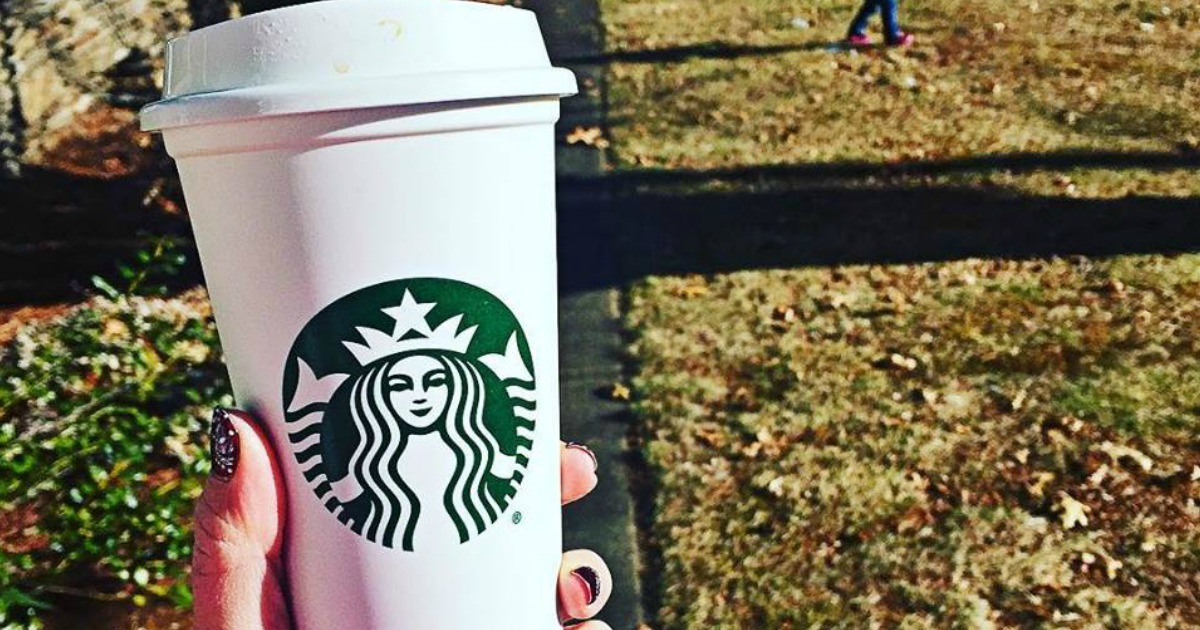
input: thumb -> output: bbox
[192,409,292,630]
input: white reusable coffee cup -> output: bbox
[141,1,576,628]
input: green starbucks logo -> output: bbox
[282,279,536,551]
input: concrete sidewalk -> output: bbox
[520,1,646,628]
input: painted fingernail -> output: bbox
[565,442,598,472]
[571,566,601,606]
[210,408,239,482]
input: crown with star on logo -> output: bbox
[341,289,478,365]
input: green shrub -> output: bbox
[0,289,229,627]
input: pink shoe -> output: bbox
[887,32,915,47]
[846,33,872,47]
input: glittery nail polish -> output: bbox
[571,566,601,606]
[210,408,239,482]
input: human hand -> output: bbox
[193,409,612,629]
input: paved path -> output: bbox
[521,1,646,628]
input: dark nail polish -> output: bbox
[565,442,598,472]
[571,566,601,606]
[210,408,239,482]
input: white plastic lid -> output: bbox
[140,0,577,131]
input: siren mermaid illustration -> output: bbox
[283,289,536,550]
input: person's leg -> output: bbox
[880,0,902,41]
[847,0,881,37]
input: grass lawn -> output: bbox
[628,259,1200,627]
[605,0,1200,626]
[602,0,1199,197]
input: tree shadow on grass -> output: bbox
[3,149,1197,305]
[564,150,1200,191]
[559,149,1200,294]
[564,40,837,64]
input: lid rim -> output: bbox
[141,67,578,131]
[140,0,575,131]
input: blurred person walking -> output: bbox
[846,0,914,47]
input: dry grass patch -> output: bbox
[603,0,1200,197]
[627,257,1200,627]
[607,5,1200,625]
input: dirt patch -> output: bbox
[0,303,71,344]
[42,600,190,630]
[0,502,48,554]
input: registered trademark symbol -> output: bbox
[512,511,523,525]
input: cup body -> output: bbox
[163,98,563,629]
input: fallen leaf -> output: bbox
[897,506,931,533]
[566,126,611,149]
[772,305,797,323]
[1088,464,1109,486]
[1098,441,1153,472]
[829,293,852,309]
[609,383,631,401]
[695,424,723,448]
[1057,492,1089,529]
[1029,471,1055,497]
[1105,556,1123,579]
[889,353,918,371]
[101,318,130,342]
[1011,389,1027,411]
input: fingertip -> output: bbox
[198,408,285,556]
[560,442,599,505]
[219,408,277,475]
[557,549,612,624]
[564,442,598,471]
[193,408,291,630]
